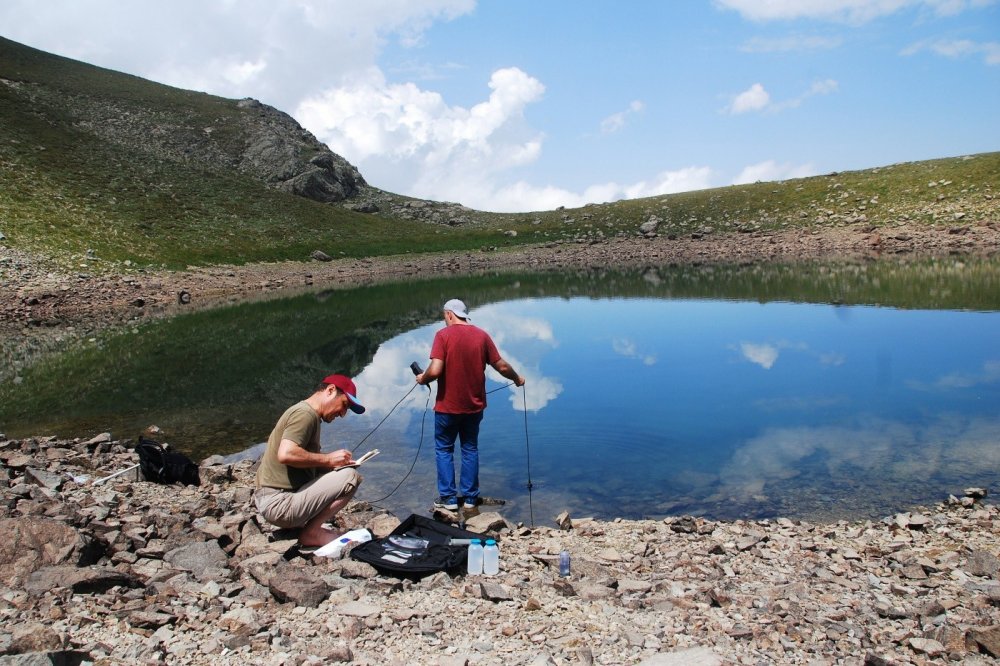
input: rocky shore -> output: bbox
[5,221,1000,334]
[3,220,999,384]
[1,434,998,665]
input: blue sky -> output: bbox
[2,0,998,212]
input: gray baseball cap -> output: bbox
[443,298,470,319]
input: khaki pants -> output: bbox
[255,468,361,529]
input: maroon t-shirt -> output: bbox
[430,324,502,414]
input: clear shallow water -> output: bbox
[3,260,999,523]
[251,297,999,524]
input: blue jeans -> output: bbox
[434,411,484,502]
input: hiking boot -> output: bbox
[434,497,458,511]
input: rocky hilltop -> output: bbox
[73,93,368,204]
[0,36,365,204]
[1,434,998,665]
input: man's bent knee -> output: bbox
[340,468,362,499]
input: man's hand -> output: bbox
[514,375,526,387]
[278,440,350,469]
[327,449,354,469]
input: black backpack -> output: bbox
[136,437,200,486]
[350,514,484,579]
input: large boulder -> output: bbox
[0,518,99,586]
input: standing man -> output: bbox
[255,374,366,547]
[416,299,525,510]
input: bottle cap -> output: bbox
[470,538,481,544]
[485,539,496,545]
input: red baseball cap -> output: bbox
[322,374,366,414]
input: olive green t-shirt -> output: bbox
[255,401,321,491]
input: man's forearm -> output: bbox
[277,440,349,469]
[494,359,519,382]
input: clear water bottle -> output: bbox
[467,539,483,575]
[559,549,571,577]
[483,539,500,576]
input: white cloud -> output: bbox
[902,38,1000,65]
[621,167,717,199]
[297,65,556,210]
[299,68,705,212]
[727,79,838,115]
[728,83,771,114]
[0,0,477,111]
[736,339,832,368]
[717,415,1000,500]
[741,343,780,369]
[775,78,840,111]
[741,35,844,52]
[907,359,1000,390]
[469,306,564,412]
[600,100,646,134]
[715,0,996,23]
[297,66,544,163]
[819,352,847,366]
[808,78,840,95]
[407,165,716,213]
[733,160,817,184]
[612,338,658,366]
[350,305,565,414]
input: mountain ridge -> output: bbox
[0,36,366,204]
[1,35,998,273]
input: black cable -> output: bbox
[522,385,534,528]
[354,375,533,522]
[486,381,514,394]
[350,382,420,453]
[364,389,431,505]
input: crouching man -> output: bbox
[254,374,366,547]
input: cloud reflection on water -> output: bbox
[739,342,779,369]
[716,415,1000,502]
[350,304,564,417]
[906,359,1000,391]
[272,292,1000,522]
[612,337,658,366]
[737,339,846,371]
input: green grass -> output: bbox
[2,36,998,272]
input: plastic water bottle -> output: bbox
[467,539,483,575]
[483,539,500,576]
[559,549,571,577]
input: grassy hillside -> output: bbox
[1,36,998,272]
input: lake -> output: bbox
[2,259,998,524]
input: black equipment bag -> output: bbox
[136,436,201,486]
[350,514,483,579]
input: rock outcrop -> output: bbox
[235,98,366,202]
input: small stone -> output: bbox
[596,547,623,562]
[908,637,945,656]
[269,570,331,608]
[335,601,381,617]
[480,582,513,602]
